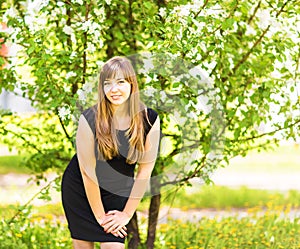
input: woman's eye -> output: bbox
[118,80,125,84]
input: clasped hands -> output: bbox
[98,210,132,238]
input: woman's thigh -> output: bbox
[100,242,125,249]
[72,238,94,249]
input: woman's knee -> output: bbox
[100,242,125,249]
[72,238,94,249]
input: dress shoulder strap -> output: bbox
[81,105,97,134]
[144,107,158,136]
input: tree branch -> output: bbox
[82,2,91,85]
[247,1,261,24]
[194,0,209,19]
[1,127,43,154]
[224,0,291,80]
[56,110,71,140]
[239,118,300,142]
[159,155,207,187]
[7,175,61,224]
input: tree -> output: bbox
[0,0,299,248]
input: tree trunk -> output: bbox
[146,192,161,249]
[127,212,141,249]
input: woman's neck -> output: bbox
[111,102,129,118]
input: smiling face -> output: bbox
[103,71,131,108]
[98,56,140,116]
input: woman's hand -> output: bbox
[97,215,128,238]
[100,210,132,236]
[111,226,127,238]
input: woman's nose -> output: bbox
[110,83,119,92]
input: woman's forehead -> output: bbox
[105,70,125,80]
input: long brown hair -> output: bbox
[95,56,145,164]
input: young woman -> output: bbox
[61,56,160,249]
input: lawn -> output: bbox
[0,144,299,248]
[1,202,299,249]
[0,155,32,174]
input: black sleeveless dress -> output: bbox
[61,106,158,243]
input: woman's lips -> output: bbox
[111,95,121,100]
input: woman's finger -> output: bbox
[100,215,114,226]
[116,230,124,238]
[106,223,119,234]
[106,210,118,215]
[119,228,127,237]
[102,220,115,232]
[112,232,119,237]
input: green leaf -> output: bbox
[173,82,180,88]
[28,46,35,55]
[222,18,234,30]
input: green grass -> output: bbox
[159,185,300,210]
[156,212,300,249]
[226,144,300,173]
[139,185,300,212]
[0,155,32,174]
[1,204,299,249]
[0,203,65,220]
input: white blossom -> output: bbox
[27,0,49,13]
[72,0,83,5]
[245,24,256,36]
[96,60,105,68]
[45,49,54,56]
[81,20,92,32]
[105,0,111,5]
[189,66,203,79]
[256,9,272,30]
[192,0,204,5]
[58,106,71,120]
[191,19,205,35]
[94,7,105,19]
[186,111,197,119]
[234,11,242,17]
[143,57,154,70]
[66,71,77,79]
[77,89,86,103]
[160,91,167,102]
[143,86,156,96]
[70,33,77,45]
[158,7,167,18]
[24,12,47,32]
[197,95,212,114]
[174,5,191,17]
[139,57,155,74]
[3,7,17,23]
[172,111,187,126]
[86,42,96,53]
[228,57,234,70]
[63,84,71,92]
[205,4,224,16]
[82,82,93,93]
[57,1,64,7]
[270,70,281,79]
[63,25,74,36]
[69,114,77,123]
[94,30,101,41]
[70,51,77,59]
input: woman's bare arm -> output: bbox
[76,114,106,222]
[123,116,161,216]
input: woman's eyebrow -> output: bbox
[104,78,125,81]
